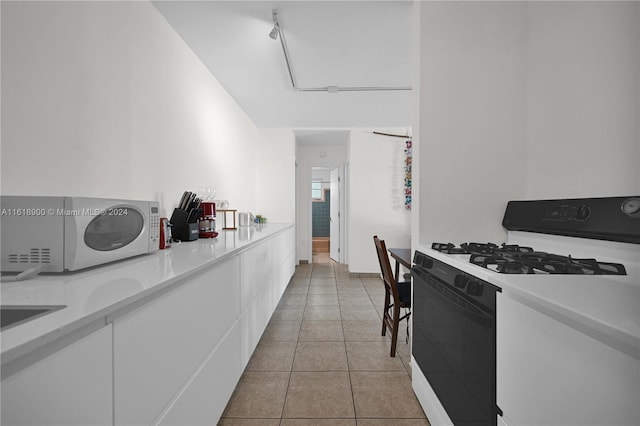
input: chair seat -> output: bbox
[397,281,411,306]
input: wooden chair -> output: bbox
[373,236,412,357]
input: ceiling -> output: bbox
[152,1,413,134]
[295,129,350,145]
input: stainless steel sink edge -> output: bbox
[1,305,67,331]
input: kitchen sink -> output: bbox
[1,305,66,331]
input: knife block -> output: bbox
[170,208,201,241]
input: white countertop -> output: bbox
[1,224,294,365]
[416,243,640,360]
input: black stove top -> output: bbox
[431,242,627,275]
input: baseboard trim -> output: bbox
[349,272,381,278]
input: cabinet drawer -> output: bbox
[272,227,294,263]
[158,321,241,425]
[1,325,113,426]
[240,241,273,309]
[113,256,240,426]
[240,283,279,370]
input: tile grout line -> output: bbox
[278,269,309,423]
[339,267,358,422]
[240,262,420,424]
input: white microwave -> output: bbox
[1,196,160,272]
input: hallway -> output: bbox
[218,261,428,425]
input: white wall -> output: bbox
[2,1,137,199]
[348,129,412,273]
[1,1,294,222]
[525,1,640,198]
[411,1,423,255]
[1,0,408,271]
[413,1,640,248]
[414,1,528,246]
[312,169,332,185]
[255,128,296,223]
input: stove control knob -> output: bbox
[621,198,640,218]
[420,257,433,269]
[466,280,484,296]
[454,275,467,288]
[576,205,591,221]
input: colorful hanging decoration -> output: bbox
[404,139,412,210]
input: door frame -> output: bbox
[309,163,346,263]
[329,167,340,262]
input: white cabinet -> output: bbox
[239,227,295,369]
[0,225,295,426]
[1,325,113,426]
[158,322,241,426]
[113,227,294,425]
[497,295,640,426]
[113,256,240,426]
[239,240,273,368]
[272,227,295,303]
[240,236,273,310]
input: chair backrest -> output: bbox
[373,235,399,299]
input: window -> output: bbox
[312,181,323,200]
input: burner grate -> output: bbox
[431,242,469,254]
[434,242,627,275]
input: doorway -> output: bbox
[294,129,349,266]
[311,166,343,263]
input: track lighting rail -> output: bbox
[269,9,411,93]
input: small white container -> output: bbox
[238,212,254,227]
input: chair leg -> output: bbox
[390,305,401,357]
[381,291,390,336]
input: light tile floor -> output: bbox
[218,257,430,426]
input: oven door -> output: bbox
[412,255,500,426]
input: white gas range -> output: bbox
[411,196,640,426]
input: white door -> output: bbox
[329,168,340,262]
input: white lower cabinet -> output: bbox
[1,226,296,426]
[1,325,113,426]
[497,295,640,426]
[238,227,295,368]
[158,321,241,426]
[112,228,294,425]
[271,227,295,310]
[113,256,240,426]
[239,282,274,369]
[240,238,273,310]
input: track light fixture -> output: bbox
[268,9,411,93]
[269,9,279,40]
[269,26,279,40]
[269,9,296,88]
